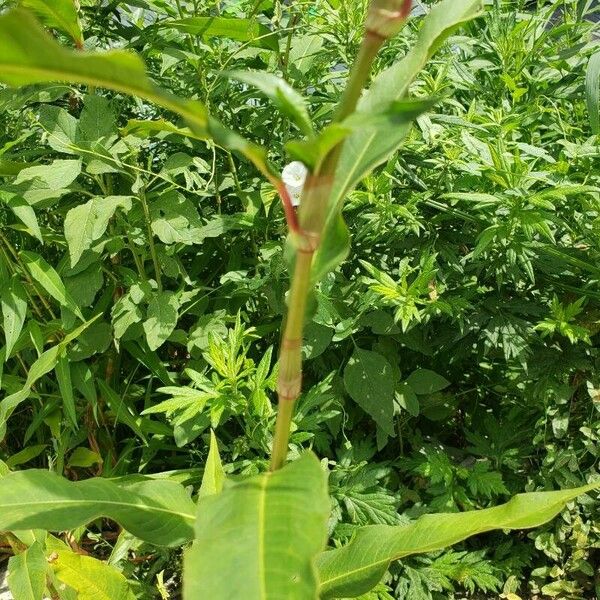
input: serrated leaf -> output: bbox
[0,470,195,546]
[7,540,47,600]
[343,348,396,435]
[184,453,329,599]
[405,369,450,395]
[317,482,600,598]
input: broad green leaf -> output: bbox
[317,482,600,599]
[76,94,116,142]
[0,315,99,440]
[20,0,83,46]
[7,541,47,600]
[198,430,225,499]
[343,348,396,435]
[184,453,329,599]
[586,50,600,134]
[0,9,208,134]
[0,470,195,546]
[313,0,483,281]
[64,196,132,266]
[226,70,314,136]
[405,369,450,395]
[14,158,81,192]
[46,537,135,600]
[143,291,179,351]
[162,17,279,51]
[1,275,28,359]
[20,251,83,319]
[5,444,47,468]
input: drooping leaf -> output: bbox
[0,9,208,134]
[7,540,48,600]
[1,275,28,359]
[343,348,396,435]
[0,193,43,242]
[20,250,83,319]
[64,196,133,267]
[317,482,600,599]
[0,470,195,546]
[162,17,279,51]
[122,118,206,141]
[20,0,83,46]
[313,0,483,281]
[198,430,225,499]
[46,537,135,600]
[143,290,179,351]
[184,453,329,599]
[226,70,314,136]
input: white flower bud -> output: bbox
[282,161,308,207]
[366,0,412,39]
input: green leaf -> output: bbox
[184,453,329,599]
[20,250,83,319]
[314,0,483,281]
[396,382,419,417]
[7,541,48,600]
[55,354,77,429]
[586,50,600,134]
[0,193,43,242]
[121,118,207,141]
[0,470,195,546]
[344,348,396,435]
[199,430,225,499]
[162,17,279,51]
[64,196,132,267]
[0,315,99,440]
[317,482,600,599]
[20,0,83,46]
[143,291,179,351]
[47,537,135,600]
[225,70,314,136]
[0,9,208,134]
[405,369,450,395]
[1,275,28,359]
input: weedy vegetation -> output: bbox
[0,0,599,598]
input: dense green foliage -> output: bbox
[0,0,599,598]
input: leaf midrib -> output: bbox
[2,498,195,523]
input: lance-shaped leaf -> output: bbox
[317,482,600,599]
[313,0,483,282]
[198,430,225,499]
[0,470,196,547]
[184,453,329,599]
[1,274,28,359]
[0,9,207,134]
[20,0,83,47]
[161,17,278,51]
[225,70,314,136]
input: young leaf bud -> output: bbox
[365,0,412,39]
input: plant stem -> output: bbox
[138,190,163,292]
[270,249,314,471]
[269,9,390,472]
